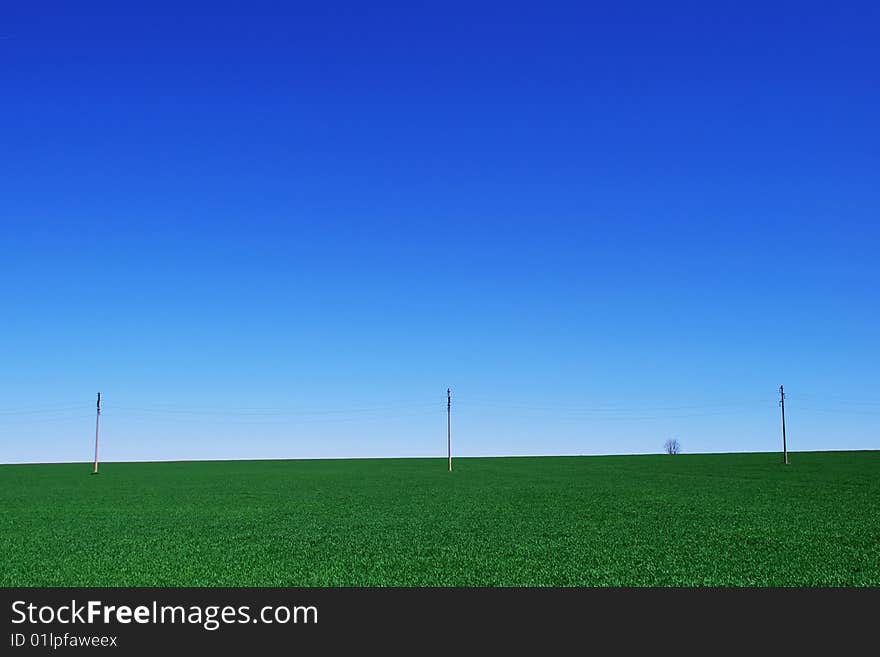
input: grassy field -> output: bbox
[2,451,878,586]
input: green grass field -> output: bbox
[2,451,878,586]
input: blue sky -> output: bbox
[2,1,878,463]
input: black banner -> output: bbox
[2,588,877,653]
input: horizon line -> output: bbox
[2,447,877,466]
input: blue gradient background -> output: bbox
[1,1,878,463]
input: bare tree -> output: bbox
[664,439,681,455]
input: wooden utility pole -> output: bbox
[447,388,452,472]
[93,392,102,474]
[779,385,788,465]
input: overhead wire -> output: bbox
[1,391,879,427]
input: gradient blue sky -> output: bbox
[2,1,878,463]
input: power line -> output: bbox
[109,402,436,416]
[786,395,880,407]
[0,403,84,416]
[459,398,773,412]
[789,405,880,416]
